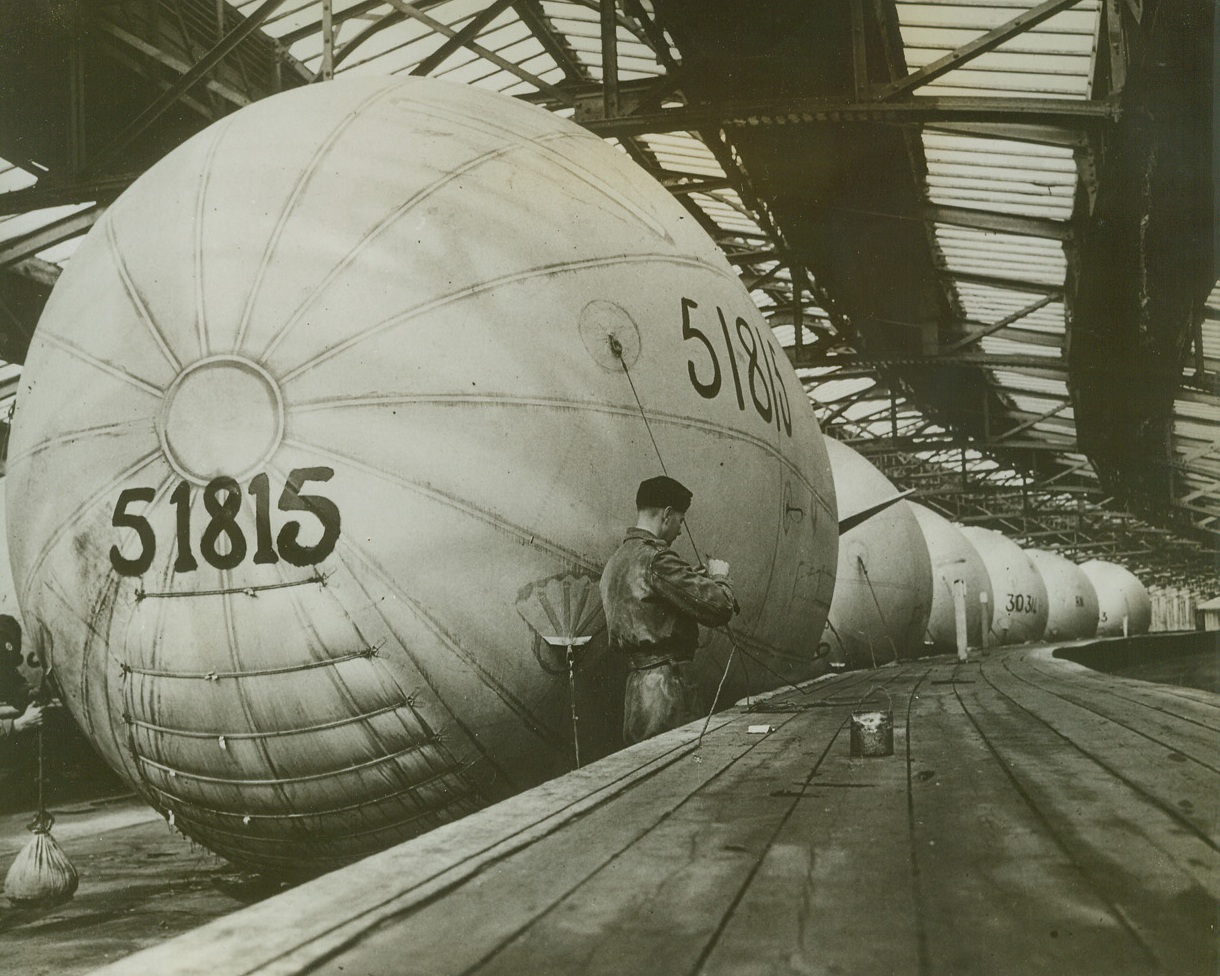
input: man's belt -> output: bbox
[624,642,690,672]
[626,654,675,673]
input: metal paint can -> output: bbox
[850,705,894,758]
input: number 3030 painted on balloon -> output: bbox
[110,467,340,576]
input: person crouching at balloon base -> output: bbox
[0,615,45,781]
[600,476,738,744]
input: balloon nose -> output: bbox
[159,355,285,484]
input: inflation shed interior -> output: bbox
[0,0,1214,591]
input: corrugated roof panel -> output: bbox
[980,337,1062,358]
[1172,420,1217,444]
[991,371,1069,397]
[0,164,36,194]
[0,202,93,245]
[809,377,878,402]
[1175,399,1220,423]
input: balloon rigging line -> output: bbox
[134,571,328,602]
[858,557,898,670]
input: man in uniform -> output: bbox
[600,476,737,744]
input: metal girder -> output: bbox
[600,0,619,119]
[1029,456,1096,490]
[943,295,1058,353]
[99,22,250,107]
[580,95,1118,138]
[0,174,136,215]
[876,0,1085,100]
[663,177,734,194]
[925,122,1091,148]
[329,8,405,73]
[277,0,382,45]
[381,0,573,105]
[1103,0,1128,96]
[406,0,514,76]
[88,0,290,174]
[620,0,679,73]
[846,432,1075,454]
[795,201,1072,241]
[941,270,1064,295]
[925,204,1071,240]
[849,0,869,100]
[0,205,103,269]
[513,0,587,81]
[993,401,1070,443]
[791,350,1066,371]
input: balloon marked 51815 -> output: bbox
[109,467,339,576]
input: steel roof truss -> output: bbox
[878,0,1087,100]
[88,0,291,176]
[381,0,572,103]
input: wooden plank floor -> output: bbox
[91,643,1220,976]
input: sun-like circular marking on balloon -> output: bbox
[579,299,642,371]
[158,355,284,485]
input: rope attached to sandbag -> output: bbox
[4,720,79,908]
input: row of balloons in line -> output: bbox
[0,76,1161,879]
[821,437,1152,671]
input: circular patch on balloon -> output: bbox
[159,355,284,484]
[578,299,641,371]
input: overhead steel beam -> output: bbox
[331,11,405,71]
[0,205,103,270]
[877,0,1085,100]
[993,401,1070,444]
[0,174,136,215]
[319,0,335,81]
[408,0,515,76]
[925,203,1071,240]
[278,0,383,45]
[513,0,586,81]
[382,0,574,105]
[620,0,680,73]
[793,350,1066,371]
[842,433,1076,453]
[98,22,251,107]
[663,177,734,194]
[601,0,619,119]
[798,201,1071,240]
[581,95,1118,138]
[89,0,289,173]
[849,0,869,100]
[943,295,1058,353]
[941,270,1064,295]
[925,121,1091,148]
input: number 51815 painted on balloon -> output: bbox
[110,467,340,576]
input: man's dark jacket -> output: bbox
[599,527,735,663]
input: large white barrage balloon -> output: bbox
[909,503,992,653]
[1080,560,1151,637]
[959,527,1048,645]
[8,77,837,876]
[821,440,931,668]
[1025,549,1098,641]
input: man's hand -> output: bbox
[13,704,44,733]
[706,558,730,578]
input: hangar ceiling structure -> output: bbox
[0,0,1215,590]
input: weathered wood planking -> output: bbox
[91,644,1220,976]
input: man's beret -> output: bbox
[636,476,693,512]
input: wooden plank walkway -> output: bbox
[91,643,1220,976]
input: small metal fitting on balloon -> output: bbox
[579,300,640,370]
